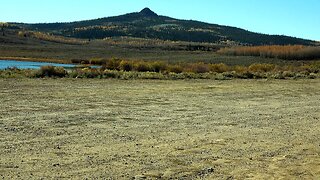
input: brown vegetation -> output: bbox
[18,31,88,45]
[1,60,319,79]
[36,65,67,77]
[1,30,296,66]
[218,45,320,60]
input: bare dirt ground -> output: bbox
[0,79,319,179]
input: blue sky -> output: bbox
[2,0,320,41]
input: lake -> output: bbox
[0,60,96,70]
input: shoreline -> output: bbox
[0,57,71,64]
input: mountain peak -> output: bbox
[139,8,158,17]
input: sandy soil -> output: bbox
[0,79,319,179]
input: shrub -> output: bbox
[82,68,101,78]
[119,60,133,71]
[106,58,121,70]
[167,64,183,73]
[37,66,67,77]
[150,61,167,72]
[167,72,186,79]
[134,61,152,72]
[80,60,90,64]
[120,71,139,79]
[209,63,229,73]
[0,67,25,78]
[71,59,90,64]
[71,59,83,64]
[282,71,295,78]
[248,63,276,73]
[102,70,120,78]
[222,71,236,79]
[299,62,320,73]
[187,62,210,73]
[233,65,248,73]
[89,58,107,65]
[138,72,165,79]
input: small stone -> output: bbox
[207,167,214,173]
[53,163,60,167]
[134,175,147,179]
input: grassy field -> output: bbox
[0,31,295,66]
[1,79,319,179]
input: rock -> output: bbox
[134,175,147,179]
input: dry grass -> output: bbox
[18,31,88,45]
[0,30,296,66]
[0,79,320,179]
[218,45,320,60]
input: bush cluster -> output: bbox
[99,59,233,74]
[217,45,320,60]
[71,58,107,65]
[1,61,319,79]
[102,58,168,73]
[35,66,67,77]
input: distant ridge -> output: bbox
[10,8,316,45]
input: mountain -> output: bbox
[139,8,159,17]
[10,8,315,45]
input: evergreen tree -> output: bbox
[1,24,4,36]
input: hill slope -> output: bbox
[9,8,316,45]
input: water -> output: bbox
[0,60,97,70]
